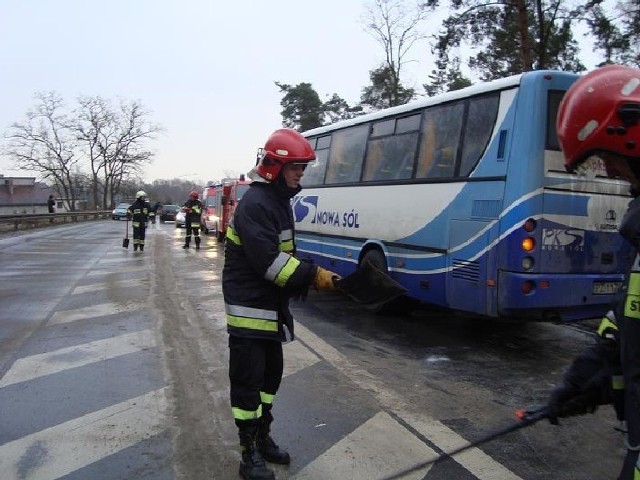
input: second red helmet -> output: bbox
[255,128,316,181]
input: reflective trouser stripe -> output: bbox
[260,392,275,405]
[232,404,262,421]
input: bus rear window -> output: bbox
[546,90,565,150]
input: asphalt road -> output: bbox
[0,220,626,480]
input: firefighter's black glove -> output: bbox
[290,284,310,302]
[547,382,599,425]
[290,259,314,302]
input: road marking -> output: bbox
[48,302,143,325]
[295,323,524,480]
[0,330,156,388]
[283,339,320,378]
[0,388,167,480]
[294,411,434,479]
[71,278,143,294]
[86,266,143,277]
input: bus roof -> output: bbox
[302,70,578,138]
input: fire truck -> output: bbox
[200,175,251,241]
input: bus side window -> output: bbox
[325,125,368,184]
[459,94,499,176]
[364,134,418,181]
[416,103,463,179]
[303,148,330,186]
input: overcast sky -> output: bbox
[0,0,603,185]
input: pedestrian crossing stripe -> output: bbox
[48,302,144,325]
[0,329,156,389]
[0,388,167,480]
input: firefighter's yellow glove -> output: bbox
[313,267,340,291]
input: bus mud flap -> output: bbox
[335,260,407,310]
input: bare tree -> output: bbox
[362,0,428,107]
[75,97,161,208]
[3,92,83,210]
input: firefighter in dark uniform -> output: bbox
[222,128,340,480]
[545,64,640,480]
[127,190,151,252]
[182,190,203,250]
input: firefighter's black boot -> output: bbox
[183,236,190,249]
[140,244,144,252]
[195,236,201,250]
[257,409,290,465]
[239,426,275,480]
[134,243,138,251]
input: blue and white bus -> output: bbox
[293,70,634,321]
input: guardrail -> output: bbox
[0,211,112,234]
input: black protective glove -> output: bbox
[290,283,310,302]
[289,258,314,302]
[547,381,601,425]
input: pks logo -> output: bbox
[292,195,318,223]
[542,228,585,251]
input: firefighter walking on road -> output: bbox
[127,191,152,252]
[182,190,203,250]
[544,64,640,480]
[222,128,341,480]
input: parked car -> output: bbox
[159,204,180,223]
[175,210,186,228]
[112,203,130,220]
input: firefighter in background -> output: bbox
[182,190,203,250]
[127,191,152,252]
[223,128,341,480]
[545,64,640,479]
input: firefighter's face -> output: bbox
[282,163,306,188]
[601,153,640,189]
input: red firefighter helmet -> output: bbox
[255,128,316,181]
[557,64,640,172]
[189,190,199,200]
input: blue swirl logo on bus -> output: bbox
[293,195,360,229]
[541,228,585,251]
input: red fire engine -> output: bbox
[200,175,251,241]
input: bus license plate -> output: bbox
[592,281,622,295]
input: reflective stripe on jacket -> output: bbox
[222,182,315,341]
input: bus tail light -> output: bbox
[521,280,536,295]
[523,218,537,232]
[521,237,535,252]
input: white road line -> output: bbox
[0,388,167,480]
[86,266,143,276]
[48,302,143,325]
[71,278,143,294]
[283,339,320,378]
[0,330,156,388]
[295,323,524,480]
[294,411,435,480]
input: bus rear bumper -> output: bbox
[498,271,624,322]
